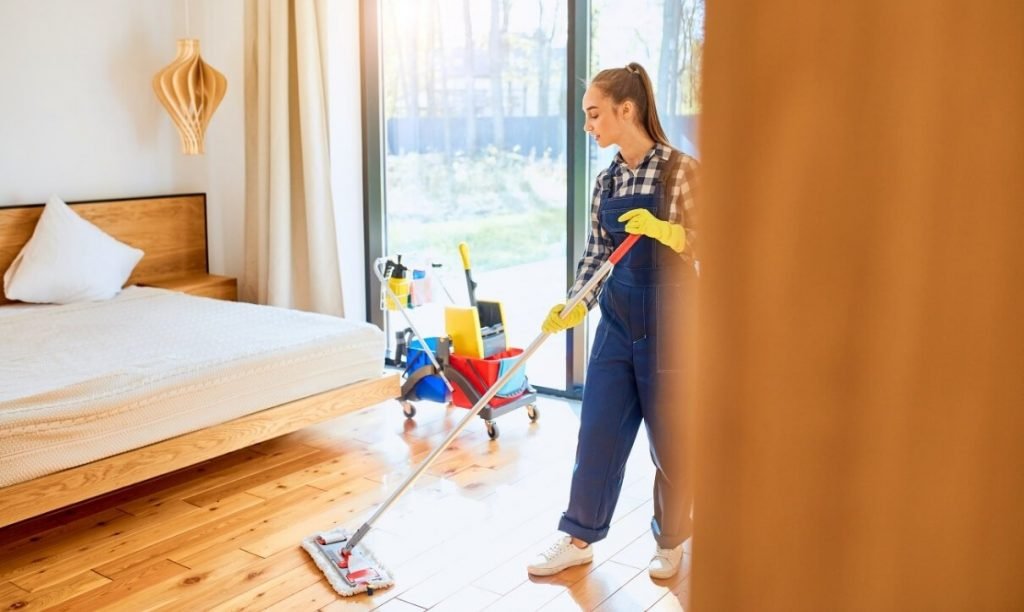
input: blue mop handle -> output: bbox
[343,235,641,554]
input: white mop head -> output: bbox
[301,528,395,597]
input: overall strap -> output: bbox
[655,147,699,277]
[599,157,619,196]
[658,148,683,220]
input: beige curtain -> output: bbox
[243,0,344,316]
[688,1,1024,610]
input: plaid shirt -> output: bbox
[570,142,699,310]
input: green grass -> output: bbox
[390,206,564,272]
[385,150,568,272]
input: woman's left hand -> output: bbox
[617,209,686,252]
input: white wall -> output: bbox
[0,0,245,279]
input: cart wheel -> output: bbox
[401,401,416,419]
[526,404,539,422]
[486,420,499,440]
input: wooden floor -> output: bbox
[0,395,690,611]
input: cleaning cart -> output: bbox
[400,334,538,440]
[375,246,538,440]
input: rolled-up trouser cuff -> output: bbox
[558,513,610,544]
[651,516,691,549]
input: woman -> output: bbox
[527,62,698,580]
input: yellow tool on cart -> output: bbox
[444,241,509,358]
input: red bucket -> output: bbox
[449,348,529,408]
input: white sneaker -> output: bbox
[527,535,593,576]
[649,543,683,579]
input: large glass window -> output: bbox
[379,1,569,390]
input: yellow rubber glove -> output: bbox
[542,302,587,334]
[617,208,686,253]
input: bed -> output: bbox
[0,194,399,528]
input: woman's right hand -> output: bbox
[542,302,588,334]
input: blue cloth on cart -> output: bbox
[494,355,529,398]
[406,337,448,403]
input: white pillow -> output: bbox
[3,195,144,304]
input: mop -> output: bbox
[303,234,641,597]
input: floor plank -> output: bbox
[365,599,427,612]
[263,577,339,612]
[94,549,259,611]
[90,492,266,579]
[2,500,203,590]
[540,561,644,611]
[427,585,501,611]
[47,560,188,612]
[0,571,110,611]
[112,448,282,517]
[208,564,323,612]
[648,577,690,611]
[182,447,332,506]
[151,548,310,612]
[0,508,126,558]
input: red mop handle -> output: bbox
[560,233,641,314]
[610,233,641,265]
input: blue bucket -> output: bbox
[405,337,449,403]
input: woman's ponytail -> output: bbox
[591,63,670,146]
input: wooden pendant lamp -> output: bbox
[153,14,227,155]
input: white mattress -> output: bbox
[0,287,384,487]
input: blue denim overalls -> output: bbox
[558,154,691,549]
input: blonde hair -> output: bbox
[590,62,669,146]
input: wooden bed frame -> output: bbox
[0,194,399,528]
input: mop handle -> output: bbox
[374,258,455,392]
[344,234,640,553]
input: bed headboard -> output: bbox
[0,194,208,305]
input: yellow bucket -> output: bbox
[386,277,411,310]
